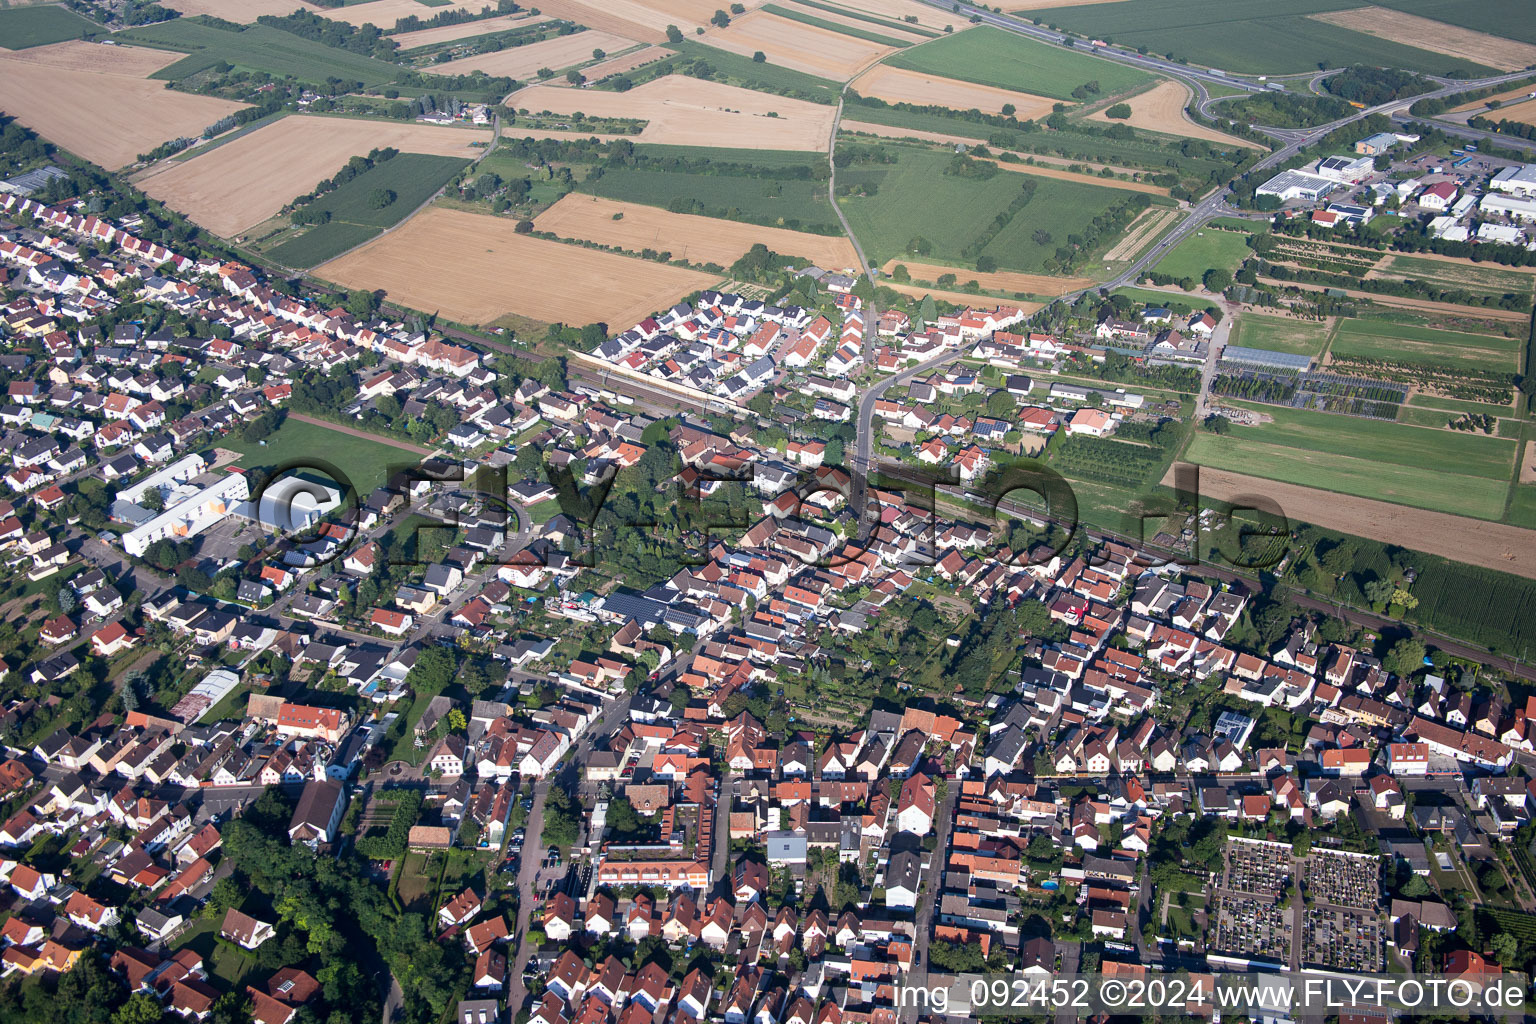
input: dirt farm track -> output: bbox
[0,41,248,171]
[1169,464,1536,581]
[316,206,719,328]
[536,195,861,269]
[135,116,489,238]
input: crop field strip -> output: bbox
[1376,255,1536,302]
[779,0,940,38]
[701,9,896,81]
[431,29,640,79]
[1184,400,1518,521]
[1329,319,1523,374]
[849,64,1057,120]
[1307,6,1536,72]
[260,153,471,268]
[883,25,1149,102]
[1039,0,1500,76]
[388,13,554,50]
[760,4,918,47]
[120,19,404,87]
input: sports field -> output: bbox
[535,194,860,268]
[136,116,487,237]
[316,206,719,327]
[1230,314,1331,356]
[509,76,837,150]
[0,5,100,48]
[222,417,417,499]
[1330,318,1522,373]
[1152,229,1250,281]
[884,25,1148,101]
[1185,402,1516,520]
[837,145,1133,273]
[1040,0,1498,75]
[0,41,249,170]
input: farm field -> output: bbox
[220,416,415,500]
[260,152,470,267]
[582,44,673,81]
[1308,6,1536,72]
[988,157,1170,195]
[576,165,841,233]
[121,20,403,87]
[1176,464,1536,580]
[828,0,964,31]
[883,281,1046,311]
[837,146,1134,273]
[0,5,100,48]
[392,13,552,49]
[1102,206,1177,262]
[1230,313,1331,356]
[1377,0,1536,44]
[0,41,248,170]
[433,29,638,79]
[316,206,719,327]
[765,1,929,43]
[1042,0,1498,76]
[1377,254,1536,300]
[535,194,860,267]
[883,25,1149,101]
[1085,80,1258,148]
[849,64,1056,119]
[1408,393,1517,417]
[160,0,319,20]
[320,0,480,29]
[1184,401,1517,520]
[703,9,894,81]
[880,259,1092,296]
[1329,318,1523,373]
[509,76,836,149]
[136,116,487,237]
[263,222,384,269]
[529,0,749,41]
[1152,229,1251,280]
[1487,97,1536,128]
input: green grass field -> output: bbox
[220,416,420,499]
[1381,254,1536,301]
[1184,401,1517,519]
[762,4,911,46]
[1039,0,1498,75]
[837,145,1131,272]
[1408,393,1516,417]
[1230,313,1330,356]
[0,6,101,48]
[122,19,403,88]
[885,26,1149,101]
[264,221,383,268]
[1331,318,1522,372]
[578,165,841,235]
[1508,485,1536,530]
[1152,229,1251,280]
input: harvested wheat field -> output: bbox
[1102,206,1176,261]
[1451,84,1536,113]
[884,281,1046,311]
[774,3,928,43]
[1087,80,1258,148]
[0,43,248,170]
[528,0,757,41]
[321,0,477,28]
[318,206,717,326]
[881,259,1090,296]
[137,116,487,237]
[705,10,893,81]
[162,0,323,21]
[1170,464,1536,581]
[842,120,985,146]
[538,194,860,268]
[583,45,674,81]
[851,64,1055,119]
[390,13,550,49]
[1485,96,1536,128]
[434,30,638,79]
[509,76,836,150]
[1309,7,1536,72]
[989,158,1170,195]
